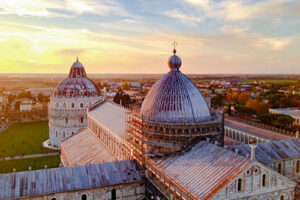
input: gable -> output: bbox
[212,161,296,200]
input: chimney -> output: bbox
[250,144,256,161]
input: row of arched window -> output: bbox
[50,189,116,200]
[237,173,269,192]
[55,102,84,108]
[65,117,84,124]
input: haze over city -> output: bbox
[0,0,299,74]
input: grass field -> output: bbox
[0,121,57,157]
[0,155,60,174]
[246,79,297,84]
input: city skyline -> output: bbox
[0,0,299,74]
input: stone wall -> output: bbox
[27,182,145,200]
[213,162,296,200]
[49,96,101,148]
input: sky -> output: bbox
[0,0,299,74]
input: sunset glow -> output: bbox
[0,0,299,74]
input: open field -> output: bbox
[0,121,57,157]
[0,155,60,174]
[246,79,297,84]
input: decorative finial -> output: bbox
[172,41,177,55]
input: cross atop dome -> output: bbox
[172,41,177,55]
[168,41,181,71]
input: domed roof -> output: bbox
[140,49,211,124]
[52,58,101,98]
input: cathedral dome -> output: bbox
[52,58,101,98]
[140,49,211,124]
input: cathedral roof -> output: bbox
[140,49,211,124]
[156,141,251,199]
[0,160,141,199]
[61,128,115,166]
[88,99,126,140]
[229,139,300,163]
[52,58,101,98]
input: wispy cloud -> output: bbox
[0,0,130,17]
[164,10,202,26]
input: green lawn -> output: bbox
[0,121,57,157]
[0,155,60,174]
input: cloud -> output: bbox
[252,37,291,51]
[164,10,202,26]
[183,0,298,22]
[0,0,130,17]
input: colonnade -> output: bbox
[224,126,269,144]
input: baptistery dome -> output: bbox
[141,50,211,124]
[47,58,102,149]
[52,58,101,98]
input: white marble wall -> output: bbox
[49,96,101,148]
[212,162,296,200]
[27,182,145,200]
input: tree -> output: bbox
[258,113,276,125]
[245,99,269,114]
[121,82,131,91]
[37,93,49,102]
[113,90,133,107]
[14,101,21,111]
[235,105,256,116]
[237,93,250,105]
[274,114,294,129]
[212,93,225,107]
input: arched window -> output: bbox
[72,103,74,108]
[80,103,83,108]
[237,178,242,192]
[278,163,282,174]
[56,103,59,107]
[262,174,266,187]
[65,117,68,124]
[81,117,83,123]
[63,103,66,108]
[63,132,65,138]
[51,198,57,200]
[111,188,116,200]
[81,194,87,200]
[297,160,300,173]
[280,195,284,200]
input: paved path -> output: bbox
[0,152,60,161]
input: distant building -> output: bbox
[0,95,8,105]
[269,108,300,126]
[47,58,102,149]
[19,102,32,111]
